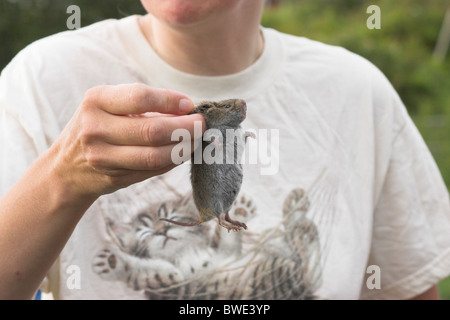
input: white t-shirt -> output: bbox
[1,15,450,300]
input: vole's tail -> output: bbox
[159,218,202,227]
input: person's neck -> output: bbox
[138,6,264,76]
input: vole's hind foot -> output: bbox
[218,219,241,233]
[218,213,248,232]
[225,212,248,230]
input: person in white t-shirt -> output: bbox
[1,0,450,300]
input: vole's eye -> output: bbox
[200,104,212,110]
[224,104,232,109]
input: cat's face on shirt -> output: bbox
[108,197,211,262]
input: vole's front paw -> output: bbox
[245,131,256,140]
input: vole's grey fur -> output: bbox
[160,99,255,232]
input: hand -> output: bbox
[49,83,205,201]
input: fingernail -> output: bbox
[179,99,194,113]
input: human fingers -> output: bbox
[83,83,195,116]
[84,141,195,171]
[95,113,206,147]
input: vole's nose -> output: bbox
[240,100,247,111]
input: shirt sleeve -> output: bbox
[360,99,450,299]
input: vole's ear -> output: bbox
[189,102,213,114]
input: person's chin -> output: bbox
[141,0,238,27]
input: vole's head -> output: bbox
[189,99,247,128]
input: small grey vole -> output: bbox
[160,99,255,232]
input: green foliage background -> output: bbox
[1,0,449,299]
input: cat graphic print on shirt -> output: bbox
[92,171,328,300]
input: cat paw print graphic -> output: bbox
[229,193,257,227]
[92,248,184,290]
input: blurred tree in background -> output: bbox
[262,0,450,115]
[0,0,146,70]
[1,0,449,299]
